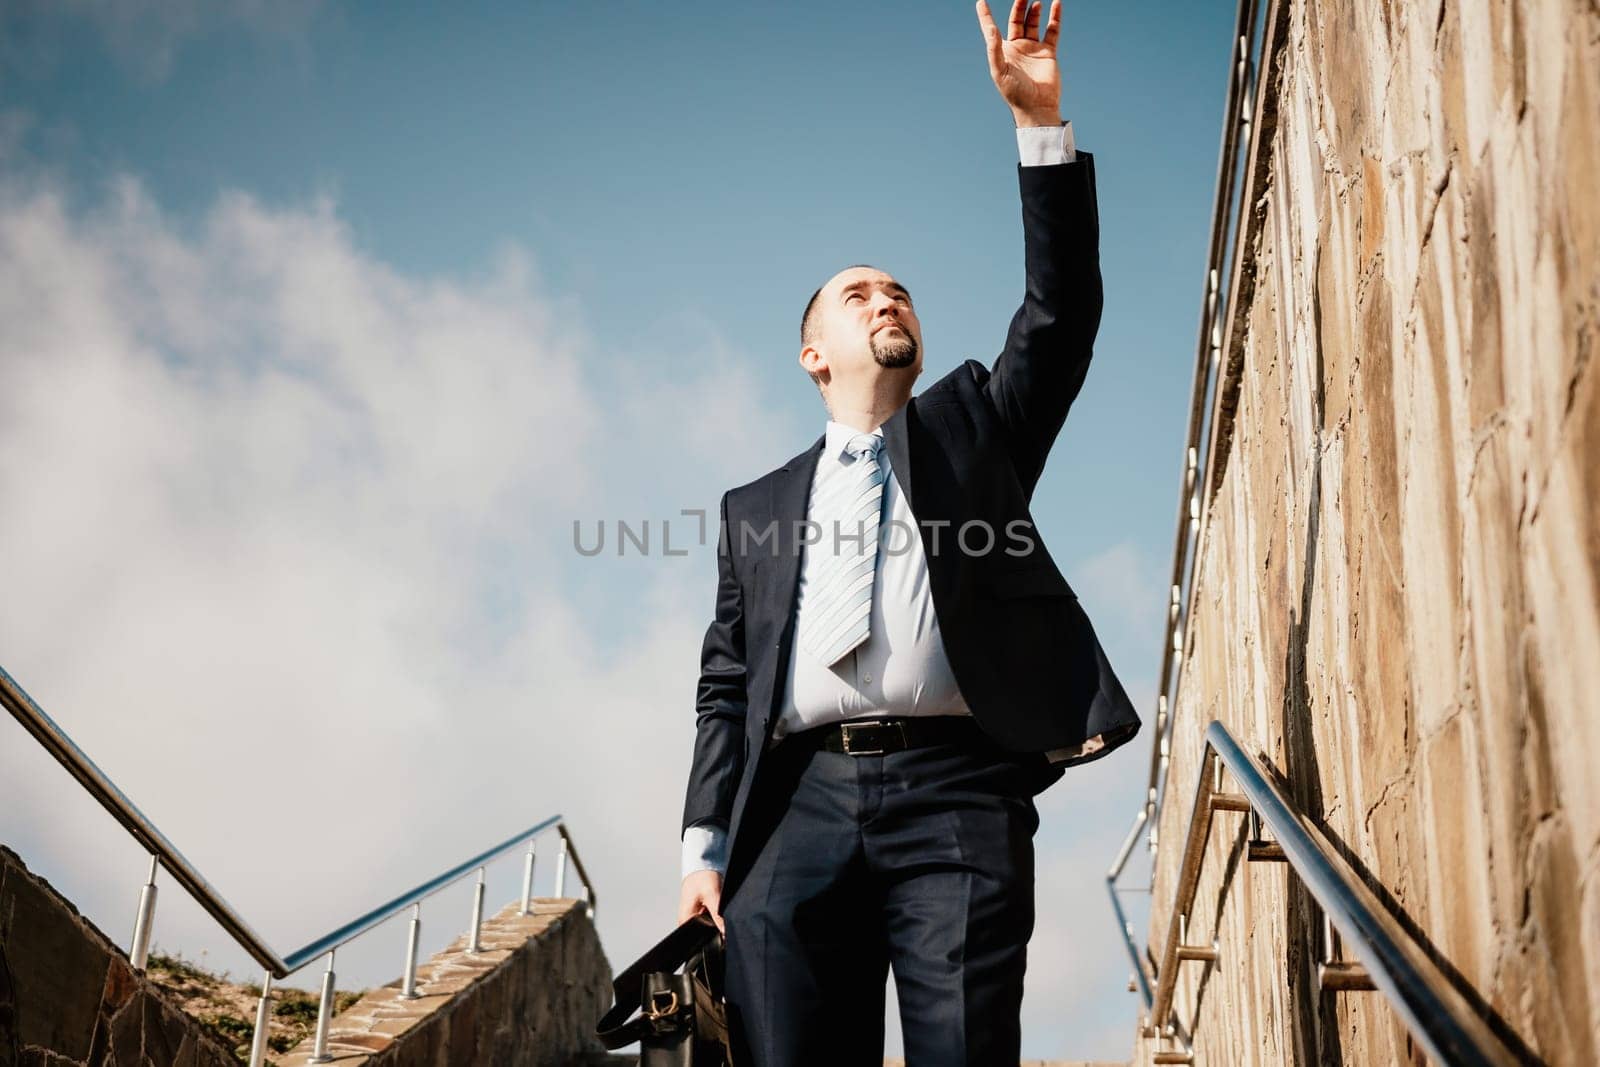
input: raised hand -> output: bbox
[975,0,1063,127]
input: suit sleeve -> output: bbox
[981,150,1103,500]
[680,490,749,837]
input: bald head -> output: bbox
[801,264,908,347]
[796,263,924,419]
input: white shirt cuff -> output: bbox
[681,824,729,879]
[1016,120,1077,167]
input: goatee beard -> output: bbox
[871,329,918,369]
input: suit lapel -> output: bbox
[881,400,915,515]
[764,433,826,644]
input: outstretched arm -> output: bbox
[976,0,1103,500]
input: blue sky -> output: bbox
[0,1,1233,1058]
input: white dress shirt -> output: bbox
[683,122,1079,879]
[771,419,972,743]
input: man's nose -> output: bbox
[871,295,900,318]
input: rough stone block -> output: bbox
[0,845,235,1067]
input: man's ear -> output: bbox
[798,343,828,382]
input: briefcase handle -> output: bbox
[596,911,723,1050]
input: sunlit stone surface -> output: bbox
[1135,0,1600,1063]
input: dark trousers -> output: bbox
[721,719,1046,1066]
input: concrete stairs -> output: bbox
[275,898,610,1065]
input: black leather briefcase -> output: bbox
[595,912,737,1066]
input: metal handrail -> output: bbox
[1103,0,1280,1031]
[1,661,595,1066]
[279,813,564,972]
[1108,0,1274,901]
[0,664,289,973]
[1102,6,1275,1052]
[1120,720,1525,1067]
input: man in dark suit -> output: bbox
[676,2,1141,1062]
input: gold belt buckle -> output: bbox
[840,720,907,756]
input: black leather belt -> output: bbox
[802,716,983,757]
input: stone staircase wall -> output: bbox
[1137,0,1600,1063]
[0,843,238,1066]
[275,899,611,1067]
[0,841,617,1067]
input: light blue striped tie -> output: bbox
[799,433,887,668]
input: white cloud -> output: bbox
[0,173,759,992]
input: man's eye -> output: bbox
[845,293,864,303]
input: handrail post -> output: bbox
[555,825,598,917]
[129,855,159,970]
[520,839,537,915]
[1176,913,1219,964]
[467,867,486,953]
[401,903,422,999]
[553,833,569,897]
[247,972,273,1067]
[309,949,336,1062]
[1318,909,1375,991]
[1247,806,1286,862]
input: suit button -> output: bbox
[863,673,873,684]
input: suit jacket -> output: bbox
[682,152,1141,903]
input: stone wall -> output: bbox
[1137,0,1599,1064]
[0,843,237,1067]
[275,900,613,1067]
[0,842,616,1066]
